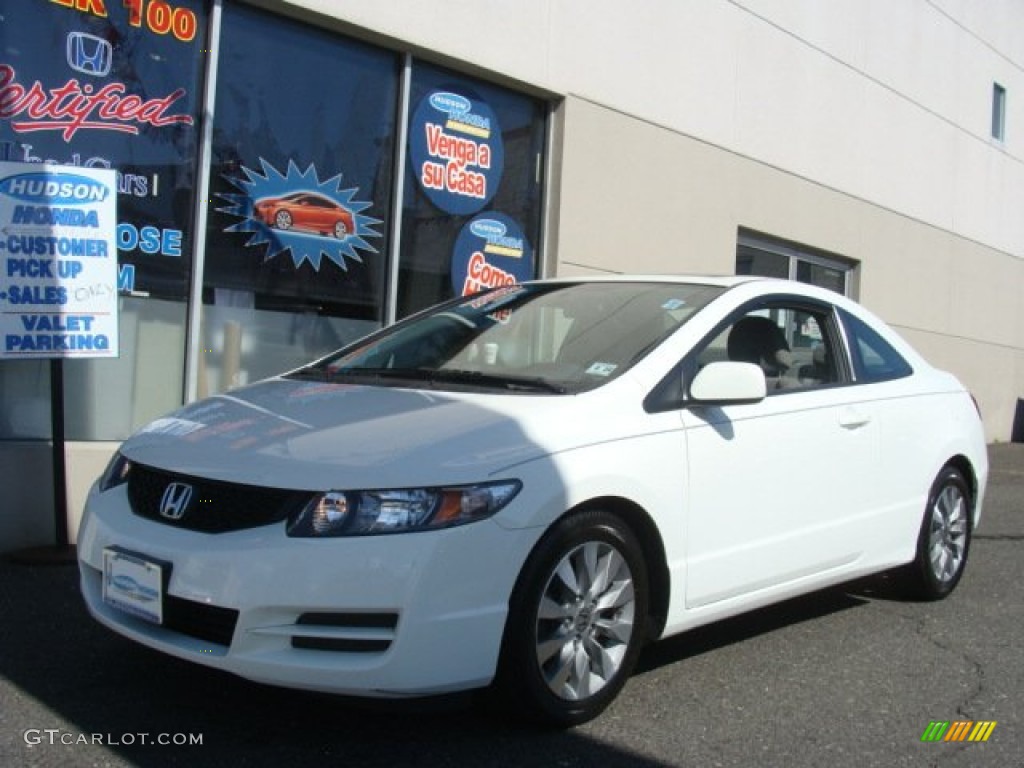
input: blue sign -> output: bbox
[451,213,533,296]
[409,88,504,215]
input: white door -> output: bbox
[680,305,878,608]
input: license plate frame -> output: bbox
[102,547,169,625]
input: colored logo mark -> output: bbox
[66,31,113,77]
[920,720,997,743]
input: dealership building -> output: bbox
[1,0,1022,551]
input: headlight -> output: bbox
[286,480,521,537]
[98,451,132,492]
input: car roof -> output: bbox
[522,274,791,291]
[522,274,928,369]
[526,274,751,285]
[521,274,869,323]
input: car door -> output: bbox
[292,194,319,230]
[680,298,879,609]
[306,195,334,231]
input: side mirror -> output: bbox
[688,361,766,405]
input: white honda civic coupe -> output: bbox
[78,276,988,726]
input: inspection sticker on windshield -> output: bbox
[585,362,618,377]
[662,298,687,310]
[103,548,164,625]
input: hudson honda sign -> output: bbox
[0,162,119,358]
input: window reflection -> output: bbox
[200,4,400,396]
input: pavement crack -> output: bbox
[872,602,987,716]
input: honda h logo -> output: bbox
[159,482,193,521]
[66,31,113,77]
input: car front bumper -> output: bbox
[77,482,537,697]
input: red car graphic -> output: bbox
[254,192,354,239]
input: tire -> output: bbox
[901,466,973,600]
[274,210,293,230]
[495,509,648,727]
[333,220,348,239]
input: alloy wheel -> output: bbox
[534,540,636,701]
[928,482,968,583]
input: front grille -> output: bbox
[128,463,313,534]
[164,595,239,646]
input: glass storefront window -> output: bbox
[64,297,187,438]
[1,2,550,434]
[0,0,207,439]
[1,0,207,300]
[0,360,50,439]
[398,62,547,318]
[201,4,399,394]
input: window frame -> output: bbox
[645,294,853,413]
[737,231,855,298]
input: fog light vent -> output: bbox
[290,612,398,653]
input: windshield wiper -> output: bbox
[322,366,566,393]
[426,368,567,394]
[286,367,330,382]
[316,367,429,382]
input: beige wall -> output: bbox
[552,96,1024,441]
[281,0,1024,260]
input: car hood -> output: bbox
[120,377,631,490]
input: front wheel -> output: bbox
[274,210,293,230]
[495,510,648,727]
[900,466,973,600]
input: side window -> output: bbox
[695,303,839,394]
[840,309,913,382]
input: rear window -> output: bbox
[840,308,913,383]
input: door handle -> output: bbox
[838,407,871,430]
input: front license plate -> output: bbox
[102,548,165,625]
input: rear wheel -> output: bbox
[901,466,972,600]
[495,510,648,727]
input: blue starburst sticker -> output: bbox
[217,159,381,271]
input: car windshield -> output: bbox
[293,281,725,393]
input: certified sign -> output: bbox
[0,161,119,359]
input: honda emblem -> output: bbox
[159,482,193,521]
[66,31,113,77]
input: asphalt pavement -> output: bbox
[1,444,1022,768]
